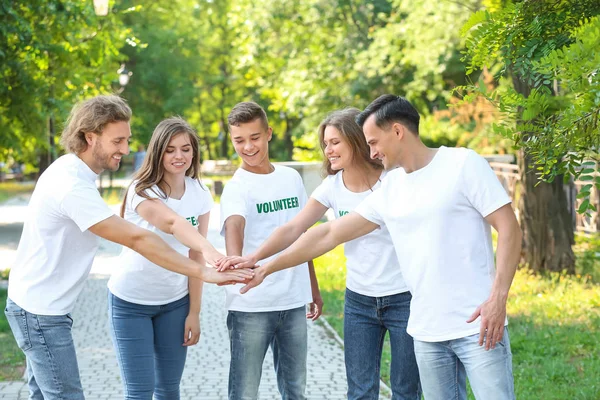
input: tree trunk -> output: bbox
[518,149,575,272]
[512,75,575,273]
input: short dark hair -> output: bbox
[228,101,268,130]
[356,94,420,134]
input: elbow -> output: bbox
[129,228,150,253]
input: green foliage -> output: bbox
[0,0,133,165]
[460,1,600,214]
[0,287,26,381]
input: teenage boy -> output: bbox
[4,95,252,400]
[220,101,323,400]
[237,95,522,400]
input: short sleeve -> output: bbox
[310,176,334,209]
[219,180,247,236]
[459,150,512,217]
[354,188,385,227]
[128,183,162,212]
[60,185,114,232]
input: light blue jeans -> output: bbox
[108,292,190,400]
[227,306,307,400]
[4,297,84,400]
[413,327,515,400]
[344,289,421,400]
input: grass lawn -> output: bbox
[313,234,600,399]
[0,182,35,204]
[0,288,26,381]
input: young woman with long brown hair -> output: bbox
[108,117,224,400]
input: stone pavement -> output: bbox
[0,194,391,399]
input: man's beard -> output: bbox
[92,141,119,172]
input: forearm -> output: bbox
[132,231,203,278]
[308,260,320,295]
[188,251,205,313]
[225,228,244,257]
[253,223,305,262]
[171,218,220,261]
[490,225,522,301]
[263,223,340,275]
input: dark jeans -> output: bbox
[344,289,421,400]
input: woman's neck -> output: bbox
[161,173,186,199]
[341,163,382,193]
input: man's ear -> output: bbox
[392,123,405,141]
[267,127,273,142]
[84,132,94,146]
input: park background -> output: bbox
[0,0,599,398]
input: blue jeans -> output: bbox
[108,292,190,400]
[344,289,421,400]
[227,306,307,400]
[4,297,84,400]
[413,327,515,400]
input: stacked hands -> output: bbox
[207,253,323,321]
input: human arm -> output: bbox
[136,199,224,266]
[184,212,210,347]
[240,212,379,293]
[88,215,252,283]
[217,199,328,270]
[306,260,323,321]
[466,203,522,350]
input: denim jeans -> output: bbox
[227,306,307,400]
[108,292,190,400]
[413,327,515,400]
[4,297,84,400]
[344,289,421,400]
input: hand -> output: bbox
[216,254,258,272]
[200,265,254,285]
[466,295,507,350]
[239,266,268,294]
[183,313,200,347]
[306,294,323,321]
[206,250,226,268]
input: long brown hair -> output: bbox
[318,108,382,178]
[120,116,203,217]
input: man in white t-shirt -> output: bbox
[239,95,522,400]
[4,95,251,400]
[220,102,322,400]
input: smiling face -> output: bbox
[362,114,402,170]
[162,133,193,178]
[323,125,353,171]
[230,118,272,173]
[87,121,131,173]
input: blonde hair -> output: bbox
[120,117,204,217]
[60,95,132,154]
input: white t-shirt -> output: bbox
[311,170,408,297]
[355,147,511,342]
[220,165,312,312]
[8,154,114,315]
[108,177,213,305]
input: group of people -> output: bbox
[4,93,521,400]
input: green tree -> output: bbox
[0,0,131,172]
[461,0,600,272]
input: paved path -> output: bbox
[0,193,391,399]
